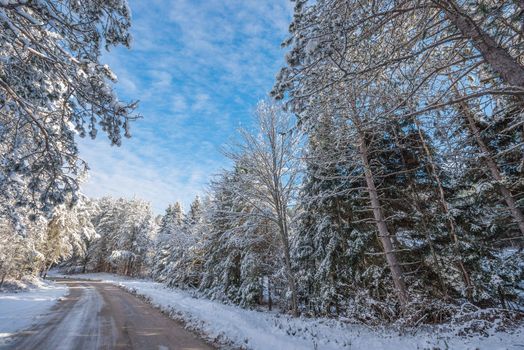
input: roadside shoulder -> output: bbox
[55,272,524,350]
[0,277,68,347]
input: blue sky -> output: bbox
[78,0,293,214]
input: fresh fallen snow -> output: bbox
[54,272,524,350]
[0,276,68,346]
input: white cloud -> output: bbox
[172,94,188,111]
[79,0,292,214]
[78,136,221,214]
[149,70,172,91]
[192,93,211,111]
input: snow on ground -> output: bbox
[0,276,68,346]
[53,272,524,350]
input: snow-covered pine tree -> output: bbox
[199,168,280,308]
[438,94,524,307]
[292,113,355,316]
[39,196,98,277]
[1,194,99,281]
[199,169,244,303]
[163,196,206,288]
[82,197,153,276]
[0,0,138,226]
[0,215,47,283]
[151,202,184,282]
[105,199,153,277]
[187,196,203,226]
[273,0,524,315]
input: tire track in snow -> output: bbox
[6,279,213,350]
[6,281,108,350]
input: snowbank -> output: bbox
[0,276,68,346]
[55,272,524,350]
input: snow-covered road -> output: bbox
[5,279,212,350]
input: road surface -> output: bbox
[6,279,213,350]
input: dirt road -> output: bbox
[6,279,213,350]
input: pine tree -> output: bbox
[200,168,281,308]
[292,114,354,315]
[152,202,184,281]
[0,0,138,225]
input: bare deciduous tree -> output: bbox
[225,101,302,315]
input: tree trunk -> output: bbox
[43,263,52,279]
[278,214,299,316]
[518,0,524,37]
[455,91,524,236]
[0,273,6,288]
[355,125,410,306]
[40,263,46,278]
[272,153,299,316]
[267,277,273,311]
[438,0,524,89]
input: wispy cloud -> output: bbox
[79,0,292,214]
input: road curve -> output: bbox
[6,279,213,350]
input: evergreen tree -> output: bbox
[292,114,354,315]
[152,202,184,281]
[0,0,138,225]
